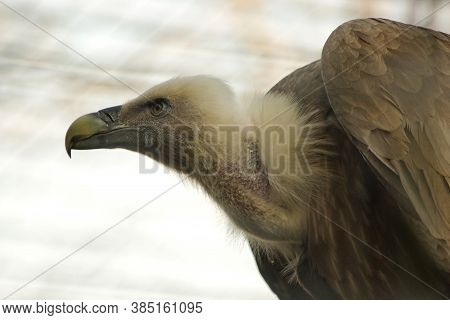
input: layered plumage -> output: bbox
[65,19,449,299]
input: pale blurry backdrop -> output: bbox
[0,0,449,299]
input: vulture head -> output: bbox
[65,76,253,174]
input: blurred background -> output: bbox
[0,0,448,299]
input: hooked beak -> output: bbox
[65,105,138,157]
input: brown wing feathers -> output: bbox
[321,18,450,273]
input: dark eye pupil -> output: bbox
[147,98,170,117]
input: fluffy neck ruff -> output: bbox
[189,90,334,250]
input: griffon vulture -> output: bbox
[65,19,449,299]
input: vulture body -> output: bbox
[66,19,450,299]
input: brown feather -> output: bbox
[321,18,450,274]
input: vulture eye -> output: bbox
[146,98,171,118]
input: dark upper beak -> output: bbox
[65,105,138,157]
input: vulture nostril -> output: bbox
[103,112,115,123]
[97,105,122,124]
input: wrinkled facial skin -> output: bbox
[65,94,200,174]
[121,96,198,172]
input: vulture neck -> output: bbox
[190,137,282,241]
[186,92,324,246]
